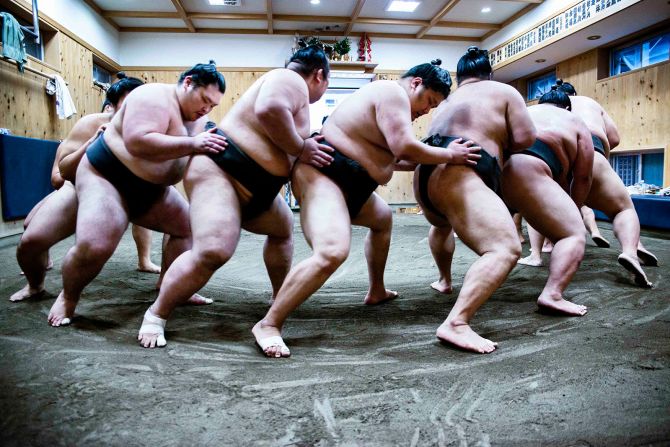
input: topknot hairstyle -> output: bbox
[539,84,572,110]
[456,46,492,84]
[555,78,577,96]
[178,60,226,93]
[401,58,452,97]
[288,45,330,78]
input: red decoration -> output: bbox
[357,33,373,62]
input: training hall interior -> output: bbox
[1,0,669,445]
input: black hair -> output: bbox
[178,60,226,93]
[539,85,572,110]
[555,78,577,96]
[288,45,330,78]
[456,46,492,84]
[401,59,452,97]
[105,72,144,108]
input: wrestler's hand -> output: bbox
[446,138,481,166]
[192,127,228,154]
[95,124,107,137]
[299,135,334,167]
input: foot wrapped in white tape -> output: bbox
[138,309,167,348]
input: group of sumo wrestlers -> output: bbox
[10,45,658,357]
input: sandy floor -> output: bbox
[0,214,668,446]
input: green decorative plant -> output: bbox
[334,37,352,58]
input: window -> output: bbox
[527,72,556,101]
[611,151,664,187]
[0,9,43,60]
[610,32,669,76]
[93,62,112,85]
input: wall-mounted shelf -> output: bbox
[329,61,378,73]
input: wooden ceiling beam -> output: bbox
[416,0,460,39]
[104,11,180,19]
[82,0,120,31]
[266,0,273,34]
[436,21,500,30]
[118,27,478,42]
[344,0,366,36]
[170,0,195,32]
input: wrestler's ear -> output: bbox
[316,68,326,83]
[411,77,423,89]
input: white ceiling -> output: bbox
[90,0,545,41]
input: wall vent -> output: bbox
[209,0,241,6]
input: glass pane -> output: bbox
[611,45,641,75]
[0,9,42,60]
[642,34,670,66]
[527,72,557,100]
[93,64,111,84]
[612,154,639,186]
[641,152,664,187]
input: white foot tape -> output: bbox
[138,309,167,347]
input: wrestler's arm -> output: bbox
[55,114,104,184]
[59,126,106,182]
[506,88,537,152]
[376,87,480,166]
[602,109,620,150]
[394,160,418,171]
[124,89,226,161]
[254,73,333,166]
[570,128,594,207]
[51,144,66,189]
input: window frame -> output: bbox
[610,31,670,76]
[526,71,557,101]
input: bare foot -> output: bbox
[430,279,453,294]
[517,255,543,267]
[364,289,398,305]
[47,291,75,326]
[10,284,45,302]
[591,234,611,248]
[138,309,167,348]
[137,261,161,274]
[518,234,526,244]
[183,293,213,306]
[637,247,658,267]
[541,240,554,253]
[252,320,290,358]
[537,294,588,316]
[618,253,653,288]
[436,321,497,354]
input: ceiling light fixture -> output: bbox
[587,35,601,40]
[208,0,239,5]
[386,1,421,13]
[481,7,491,13]
[310,0,321,4]
[535,58,546,63]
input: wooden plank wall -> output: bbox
[0,32,105,237]
[512,48,669,186]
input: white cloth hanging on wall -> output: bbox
[51,74,77,119]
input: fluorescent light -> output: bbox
[310,0,320,4]
[481,7,491,13]
[386,1,421,13]
[208,0,225,4]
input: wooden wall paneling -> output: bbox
[595,61,670,152]
[556,49,598,98]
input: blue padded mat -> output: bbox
[593,194,670,230]
[0,134,59,221]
